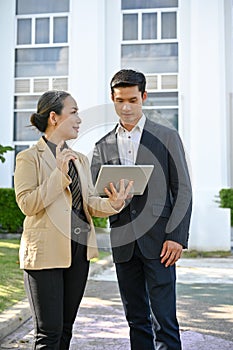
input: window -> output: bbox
[16,15,68,45]
[121,2,179,129]
[161,12,177,39]
[35,18,50,44]
[17,19,31,44]
[142,13,157,40]
[14,0,70,144]
[121,43,178,73]
[15,47,69,77]
[16,0,69,15]
[123,14,138,40]
[121,0,178,10]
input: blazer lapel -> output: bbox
[36,137,57,171]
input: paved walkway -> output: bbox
[1,255,233,349]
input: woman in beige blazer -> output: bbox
[14,90,132,350]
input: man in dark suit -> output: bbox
[91,69,192,350]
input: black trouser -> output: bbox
[115,242,181,350]
[24,242,89,350]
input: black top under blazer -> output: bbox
[91,118,192,263]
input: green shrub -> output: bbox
[92,217,108,228]
[0,188,108,232]
[219,188,233,226]
[0,188,25,233]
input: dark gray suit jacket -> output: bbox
[91,118,192,263]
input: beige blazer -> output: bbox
[14,137,119,270]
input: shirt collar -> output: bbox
[115,114,146,134]
[42,136,68,157]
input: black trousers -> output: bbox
[115,242,181,350]
[24,242,89,350]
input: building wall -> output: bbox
[0,0,16,187]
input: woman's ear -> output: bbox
[48,111,57,126]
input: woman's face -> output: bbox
[55,96,81,140]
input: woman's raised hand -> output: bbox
[105,179,134,210]
[56,140,77,174]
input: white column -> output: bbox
[69,0,106,110]
[179,0,231,251]
[0,0,15,188]
[68,0,121,156]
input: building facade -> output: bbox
[0,0,232,250]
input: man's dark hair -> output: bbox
[110,69,146,97]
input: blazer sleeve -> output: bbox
[14,149,71,216]
[165,130,192,248]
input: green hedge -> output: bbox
[219,188,233,226]
[0,188,108,233]
[0,188,25,233]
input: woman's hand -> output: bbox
[56,140,77,174]
[105,179,134,210]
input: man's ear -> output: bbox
[48,111,57,126]
[111,93,115,102]
[142,91,147,102]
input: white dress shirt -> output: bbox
[116,115,146,165]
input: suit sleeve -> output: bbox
[165,131,192,248]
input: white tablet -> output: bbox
[94,165,154,195]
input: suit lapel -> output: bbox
[136,119,154,165]
[105,130,121,165]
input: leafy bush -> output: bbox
[0,188,108,232]
[219,188,233,226]
[0,145,14,163]
[0,188,25,233]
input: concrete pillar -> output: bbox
[179,0,231,251]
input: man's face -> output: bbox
[111,85,147,130]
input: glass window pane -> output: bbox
[15,79,30,93]
[17,19,31,45]
[52,78,68,90]
[143,108,178,130]
[122,0,178,10]
[14,112,42,141]
[142,13,157,40]
[14,95,40,109]
[121,43,178,73]
[144,92,178,106]
[161,75,177,89]
[146,75,158,89]
[14,145,29,157]
[53,17,68,43]
[16,0,69,14]
[35,18,49,44]
[123,14,138,40]
[34,79,49,93]
[15,47,69,77]
[162,12,177,39]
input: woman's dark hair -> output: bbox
[110,69,146,97]
[30,90,71,132]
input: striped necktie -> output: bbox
[68,160,82,210]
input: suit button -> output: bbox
[131,210,136,215]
